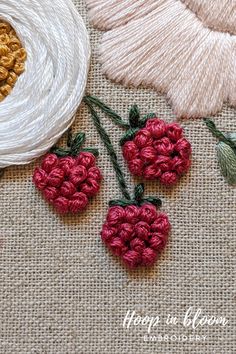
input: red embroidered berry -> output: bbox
[33,168,48,190]
[33,132,102,214]
[121,113,192,186]
[101,184,170,269]
[101,202,170,268]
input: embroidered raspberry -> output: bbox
[121,107,192,186]
[33,132,102,214]
[101,184,170,268]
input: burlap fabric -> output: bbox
[0,1,235,353]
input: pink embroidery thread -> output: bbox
[84,97,192,186]
[122,119,192,186]
[101,203,170,268]
[33,132,102,214]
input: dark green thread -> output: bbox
[204,119,236,150]
[51,130,99,157]
[109,183,162,208]
[84,96,131,201]
[84,95,129,128]
[139,113,157,127]
[84,95,157,145]
[129,105,140,128]
[134,183,144,202]
[81,148,99,157]
[66,128,73,148]
[119,128,140,146]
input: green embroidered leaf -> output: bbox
[204,119,236,185]
[120,128,139,145]
[129,105,140,128]
[139,113,157,127]
[226,132,236,146]
[216,142,236,185]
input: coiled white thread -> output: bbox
[0,0,90,168]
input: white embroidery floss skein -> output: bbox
[86,0,236,118]
[0,0,90,168]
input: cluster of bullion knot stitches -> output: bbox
[101,185,170,268]
[122,109,192,186]
[83,98,173,268]
[33,132,102,214]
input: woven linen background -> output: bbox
[0,0,235,353]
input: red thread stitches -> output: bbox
[122,119,191,186]
[33,152,102,214]
[101,203,170,268]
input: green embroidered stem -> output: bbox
[84,97,131,201]
[120,128,140,146]
[84,95,157,146]
[204,119,236,150]
[84,95,130,129]
[109,183,162,207]
[51,130,99,157]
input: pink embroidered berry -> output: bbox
[33,168,47,190]
[122,141,139,161]
[69,192,88,213]
[166,123,183,142]
[41,153,59,173]
[121,107,192,186]
[68,165,88,186]
[101,184,170,269]
[106,206,125,226]
[43,186,59,202]
[76,151,96,168]
[47,167,65,187]
[128,158,144,177]
[58,156,77,174]
[101,202,170,268]
[146,118,166,139]
[53,196,70,214]
[33,132,102,214]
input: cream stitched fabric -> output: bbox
[0,0,235,353]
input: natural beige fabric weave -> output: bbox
[0,1,235,353]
